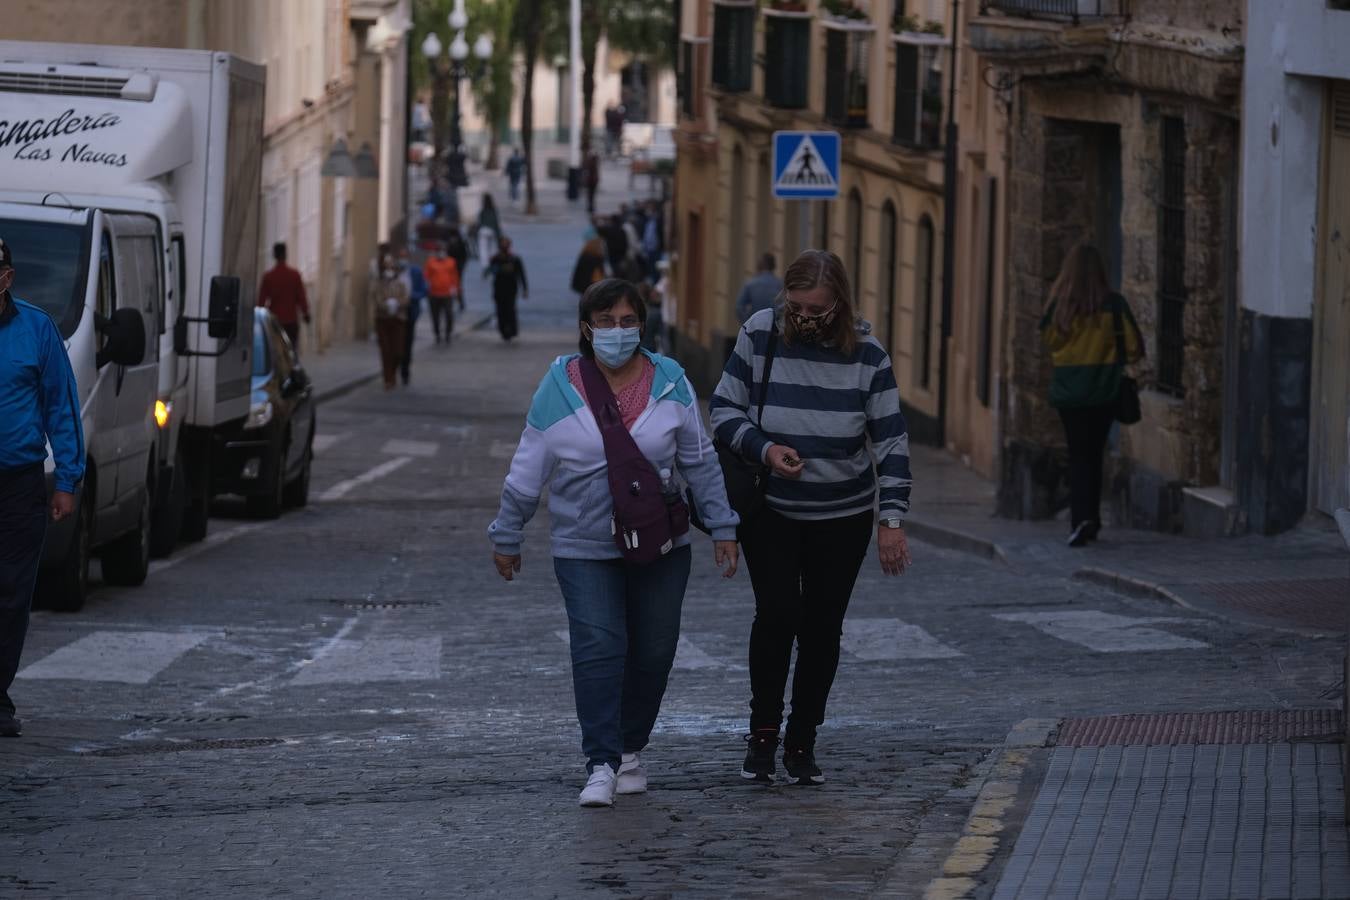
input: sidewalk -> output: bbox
[905,444,1350,638]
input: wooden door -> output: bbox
[1310,81,1350,514]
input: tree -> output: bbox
[513,0,566,215]
[578,0,674,152]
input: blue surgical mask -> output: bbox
[589,326,642,368]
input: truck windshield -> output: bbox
[0,218,88,339]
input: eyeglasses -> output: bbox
[590,315,640,329]
[783,294,836,318]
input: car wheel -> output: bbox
[149,451,186,558]
[283,433,312,509]
[36,489,92,612]
[102,485,151,587]
[247,437,287,520]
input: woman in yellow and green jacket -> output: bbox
[1040,243,1144,547]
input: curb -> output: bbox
[904,518,1009,566]
[313,310,497,406]
[922,718,1059,900]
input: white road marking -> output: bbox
[290,637,443,684]
[18,630,213,684]
[554,630,728,670]
[841,618,963,660]
[489,440,518,460]
[441,424,476,442]
[317,456,414,501]
[311,432,349,454]
[992,610,1209,652]
[148,522,269,574]
[209,617,359,701]
[380,438,438,458]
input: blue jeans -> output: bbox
[553,545,691,773]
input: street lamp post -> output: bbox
[443,0,493,190]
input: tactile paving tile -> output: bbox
[1058,709,1344,747]
[1190,578,1350,632]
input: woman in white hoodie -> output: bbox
[489,279,740,808]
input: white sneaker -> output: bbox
[578,763,617,808]
[616,752,647,795]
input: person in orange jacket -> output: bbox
[423,242,461,345]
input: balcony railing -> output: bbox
[980,0,1120,23]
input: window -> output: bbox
[915,215,935,388]
[825,29,871,128]
[1157,116,1186,396]
[98,232,116,323]
[878,201,898,354]
[712,2,754,92]
[893,41,943,148]
[679,38,711,122]
[847,189,863,303]
[764,13,810,109]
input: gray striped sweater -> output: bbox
[709,307,912,522]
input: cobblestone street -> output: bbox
[2,221,1346,894]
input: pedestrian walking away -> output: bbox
[571,232,608,297]
[475,193,500,266]
[398,248,428,385]
[484,236,528,342]
[1040,242,1144,547]
[710,249,914,786]
[370,254,410,390]
[488,278,740,808]
[0,236,85,739]
[583,151,600,215]
[258,242,311,354]
[444,227,470,312]
[423,243,460,345]
[735,253,783,324]
[505,148,525,203]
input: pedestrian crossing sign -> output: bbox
[772,131,840,199]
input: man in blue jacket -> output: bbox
[0,236,85,738]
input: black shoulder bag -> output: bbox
[1111,298,1141,425]
[689,323,778,533]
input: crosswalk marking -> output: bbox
[992,610,1209,652]
[841,618,963,660]
[317,456,413,501]
[290,637,443,684]
[554,630,729,670]
[380,438,438,458]
[311,432,349,454]
[18,631,212,684]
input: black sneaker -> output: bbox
[1067,521,1092,547]
[783,745,825,785]
[741,729,779,782]
[0,713,22,738]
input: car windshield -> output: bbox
[251,319,271,377]
[0,217,87,339]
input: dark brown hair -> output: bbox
[782,249,856,355]
[577,278,647,359]
[1046,242,1111,334]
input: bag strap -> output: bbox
[754,321,779,426]
[1110,296,1128,369]
[577,357,624,432]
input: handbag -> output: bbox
[1111,298,1141,425]
[689,323,779,533]
[577,358,689,564]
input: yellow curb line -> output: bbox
[923,719,1058,900]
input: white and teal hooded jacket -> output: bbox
[489,350,739,560]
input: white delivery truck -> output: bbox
[0,42,264,609]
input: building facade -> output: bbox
[7,0,411,349]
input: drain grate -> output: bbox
[317,598,440,610]
[1058,709,1344,747]
[84,738,283,757]
[128,714,250,725]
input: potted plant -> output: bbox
[820,0,869,21]
[921,20,945,36]
[892,12,921,33]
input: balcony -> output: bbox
[763,7,810,110]
[712,0,755,93]
[823,19,873,128]
[979,0,1123,22]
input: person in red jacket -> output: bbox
[258,242,310,352]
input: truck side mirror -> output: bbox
[97,308,147,368]
[208,276,241,339]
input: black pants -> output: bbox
[401,314,418,382]
[1,465,48,717]
[1058,404,1115,529]
[281,321,300,356]
[740,508,873,747]
[428,295,454,342]
[495,294,519,340]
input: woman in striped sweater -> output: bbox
[710,249,914,786]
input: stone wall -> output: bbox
[7,0,188,47]
[1127,0,1244,32]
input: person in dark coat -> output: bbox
[484,236,529,341]
[572,235,608,296]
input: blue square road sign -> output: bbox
[772,131,840,200]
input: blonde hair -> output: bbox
[782,249,857,356]
[1046,243,1112,334]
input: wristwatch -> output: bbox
[881,517,903,529]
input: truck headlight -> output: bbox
[244,400,274,430]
